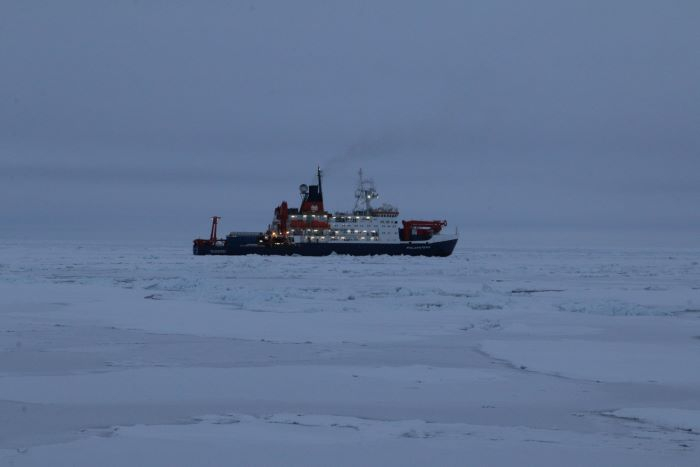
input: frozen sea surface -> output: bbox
[0,241,699,466]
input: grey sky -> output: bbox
[1,0,699,245]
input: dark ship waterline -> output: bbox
[193,168,458,257]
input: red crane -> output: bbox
[209,216,221,243]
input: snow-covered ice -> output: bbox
[1,242,699,466]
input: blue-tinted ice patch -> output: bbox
[557,299,675,316]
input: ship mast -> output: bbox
[353,168,379,214]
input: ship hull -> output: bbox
[194,238,458,257]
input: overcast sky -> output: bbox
[1,0,699,245]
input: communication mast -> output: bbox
[353,169,379,214]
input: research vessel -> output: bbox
[193,168,458,256]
